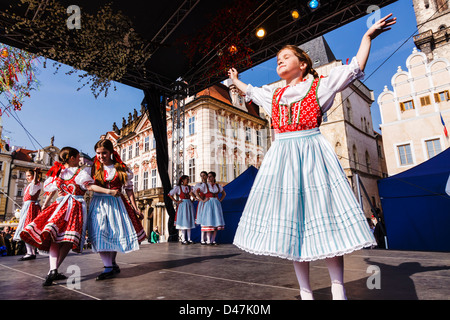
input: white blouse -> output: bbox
[196,183,223,194]
[90,164,134,190]
[169,185,192,196]
[25,181,41,196]
[193,182,205,192]
[44,167,94,193]
[245,56,364,115]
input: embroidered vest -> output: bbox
[56,168,86,196]
[271,78,322,134]
[205,183,219,198]
[179,185,191,200]
[102,170,123,190]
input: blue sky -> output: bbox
[2,0,417,157]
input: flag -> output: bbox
[441,113,448,138]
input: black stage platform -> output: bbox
[1,242,449,301]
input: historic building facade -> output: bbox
[378,1,450,176]
[378,48,450,175]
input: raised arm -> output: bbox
[228,68,248,93]
[356,13,396,72]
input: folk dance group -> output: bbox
[168,171,226,246]
[14,14,395,299]
[16,139,146,285]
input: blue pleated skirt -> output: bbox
[197,198,225,230]
[175,199,196,229]
[233,128,376,262]
[195,201,204,225]
[88,193,139,253]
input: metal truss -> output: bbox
[170,79,188,187]
[186,0,397,94]
[0,0,397,96]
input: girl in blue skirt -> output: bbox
[229,14,396,299]
[88,139,146,280]
[168,175,196,244]
[193,171,208,244]
[195,172,226,245]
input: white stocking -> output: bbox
[186,229,191,241]
[48,242,59,272]
[99,252,114,272]
[211,230,217,243]
[293,261,314,300]
[26,243,36,255]
[326,256,347,300]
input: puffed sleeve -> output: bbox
[318,56,365,113]
[124,169,134,190]
[217,184,224,193]
[43,177,58,193]
[28,181,42,196]
[168,186,180,196]
[245,84,274,116]
[76,167,95,190]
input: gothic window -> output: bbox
[365,151,371,174]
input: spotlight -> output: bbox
[308,0,319,10]
[255,27,266,39]
[291,9,300,20]
[228,45,238,54]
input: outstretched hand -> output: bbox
[366,13,396,40]
[228,68,239,81]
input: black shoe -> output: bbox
[96,267,116,281]
[55,272,67,280]
[43,269,58,286]
[181,240,189,245]
[18,254,36,261]
[112,263,121,274]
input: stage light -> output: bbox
[256,27,266,39]
[308,0,319,10]
[291,9,300,20]
[229,45,238,54]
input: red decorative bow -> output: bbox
[113,150,127,170]
[46,161,64,178]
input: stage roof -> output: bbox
[0,0,397,96]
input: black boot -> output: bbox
[43,269,58,286]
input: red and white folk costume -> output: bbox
[20,165,93,253]
[13,181,41,242]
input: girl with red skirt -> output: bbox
[21,147,117,286]
[14,168,42,261]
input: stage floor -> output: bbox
[1,242,449,301]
